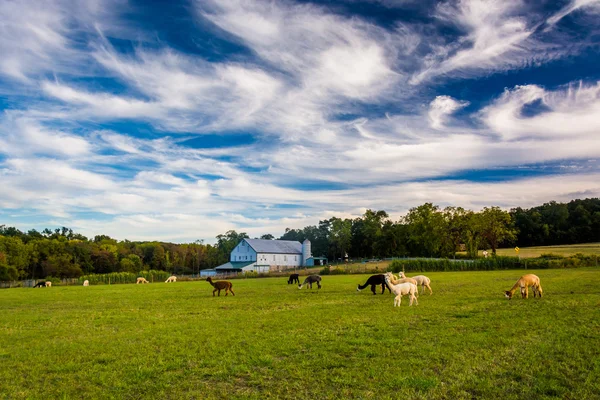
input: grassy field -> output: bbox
[1,269,599,399]
[482,243,600,258]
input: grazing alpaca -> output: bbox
[288,273,300,285]
[399,271,432,295]
[357,274,390,295]
[298,275,321,289]
[165,276,177,283]
[384,274,418,307]
[33,281,46,288]
[45,281,52,287]
[206,277,234,297]
[504,274,543,299]
[83,280,89,287]
[136,277,149,284]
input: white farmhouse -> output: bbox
[214,238,312,274]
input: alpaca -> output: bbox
[136,277,149,284]
[298,275,321,289]
[83,280,89,287]
[356,274,390,295]
[385,272,419,292]
[45,281,52,287]
[165,276,177,283]
[206,277,234,297]
[33,281,46,288]
[287,273,300,285]
[504,274,543,299]
[399,271,432,295]
[384,274,418,307]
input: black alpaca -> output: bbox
[288,273,300,285]
[298,275,321,289]
[357,274,390,295]
[33,281,46,288]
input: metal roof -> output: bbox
[215,261,255,270]
[244,239,302,254]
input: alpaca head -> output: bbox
[504,290,513,299]
[206,277,212,283]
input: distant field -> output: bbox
[1,269,599,399]
[485,243,600,258]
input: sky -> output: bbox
[1,0,600,243]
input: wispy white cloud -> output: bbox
[429,95,470,129]
[481,81,600,140]
[546,0,600,28]
[411,0,535,84]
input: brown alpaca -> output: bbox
[504,274,543,299]
[206,277,235,297]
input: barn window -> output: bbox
[273,255,276,261]
[284,256,287,261]
[295,256,297,261]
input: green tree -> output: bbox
[479,206,518,255]
[404,203,446,257]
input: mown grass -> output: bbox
[482,243,600,259]
[1,269,599,399]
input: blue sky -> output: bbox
[1,0,600,243]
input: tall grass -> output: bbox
[388,253,598,273]
[78,270,170,285]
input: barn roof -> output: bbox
[244,239,302,254]
[215,261,255,270]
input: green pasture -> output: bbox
[1,269,599,399]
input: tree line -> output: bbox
[1,198,598,281]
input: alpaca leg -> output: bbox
[317,282,321,289]
[413,293,418,306]
[230,287,235,296]
[395,295,402,307]
[427,284,432,295]
[371,285,376,295]
[213,288,217,297]
[538,284,543,298]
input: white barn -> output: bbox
[215,238,312,274]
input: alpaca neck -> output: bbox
[508,282,520,295]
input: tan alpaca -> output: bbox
[385,272,418,293]
[206,277,234,296]
[136,277,149,284]
[399,272,432,295]
[45,281,52,287]
[165,276,177,283]
[83,280,89,287]
[504,274,543,299]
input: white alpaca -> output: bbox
[45,281,52,287]
[399,271,432,295]
[136,277,149,284]
[165,276,176,283]
[384,273,418,307]
[83,280,89,287]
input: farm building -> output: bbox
[214,238,314,273]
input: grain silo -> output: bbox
[302,239,312,266]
